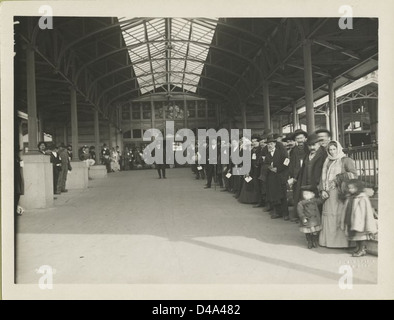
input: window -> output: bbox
[122,105,130,120]
[197,101,206,118]
[154,102,163,119]
[187,101,196,118]
[132,129,142,138]
[123,130,131,139]
[132,105,141,120]
[142,103,151,119]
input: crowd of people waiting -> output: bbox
[188,129,378,257]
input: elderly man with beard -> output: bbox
[262,136,290,220]
[288,129,309,222]
[293,133,326,211]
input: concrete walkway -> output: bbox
[16,167,377,285]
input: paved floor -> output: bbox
[16,167,377,285]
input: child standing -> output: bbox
[297,185,324,249]
[342,179,378,257]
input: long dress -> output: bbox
[319,157,357,248]
[238,148,260,204]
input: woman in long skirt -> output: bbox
[319,140,357,248]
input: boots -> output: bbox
[312,233,319,248]
[352,241,367,257]
[306,234,313,249]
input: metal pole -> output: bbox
[26,46,39,151]
[241,102,247,129]
[292,103,299,131]
[328,80,338,140]
[94,108,100,158]
[263,81,271,132]
[303,39,315,133]
[70,86,79,161]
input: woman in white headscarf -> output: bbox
[318,140,357,248]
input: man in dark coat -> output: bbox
[155,140,167,179]
[48,143,62,195]
[204,137,222,189]
[101,143,111,172]
[56,143,72,194]
[293,133,326,207]
[263,137,290,220]
[288,129,309,221]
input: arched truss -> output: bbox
[87,57,252,99]
[17,16,378,127]
[110,82,234,109]
[98,70,241,106]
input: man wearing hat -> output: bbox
[56,143,72,194]
[262,136,290,220]
[288,129,309,221]
[292,133,326,209]
[282,133,296,155]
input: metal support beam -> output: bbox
[241,102,247,129]
[94,108,100,159]
[328,80,338,141]
[26,46,39,151]
[292,103,299,131]
[70,87,79,161]
[263,81,271,132]
[303,39,315,133]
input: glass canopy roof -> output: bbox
[118,17,218,95]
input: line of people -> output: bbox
[190,129,378,257]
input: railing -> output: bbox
[344,143,378,190]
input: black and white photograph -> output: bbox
[1,0,394,301]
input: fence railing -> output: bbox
[344,144,378,190]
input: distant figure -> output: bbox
[48,143,61,195]
[101,144,111,172]
[155,140,166,179]
[56,143,72,194]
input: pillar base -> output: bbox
[88,165,107,179]
[19,154,53,209]
[67,161,89,189]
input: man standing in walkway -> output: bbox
[204,137,222,189]
[263,136,290,220]
[56,143,72,194]
[101,143,111,173]
[289,129,309,222]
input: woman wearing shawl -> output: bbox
[318,140,357,248]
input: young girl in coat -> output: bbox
[342,179,378,257]
[297,185,324,249]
